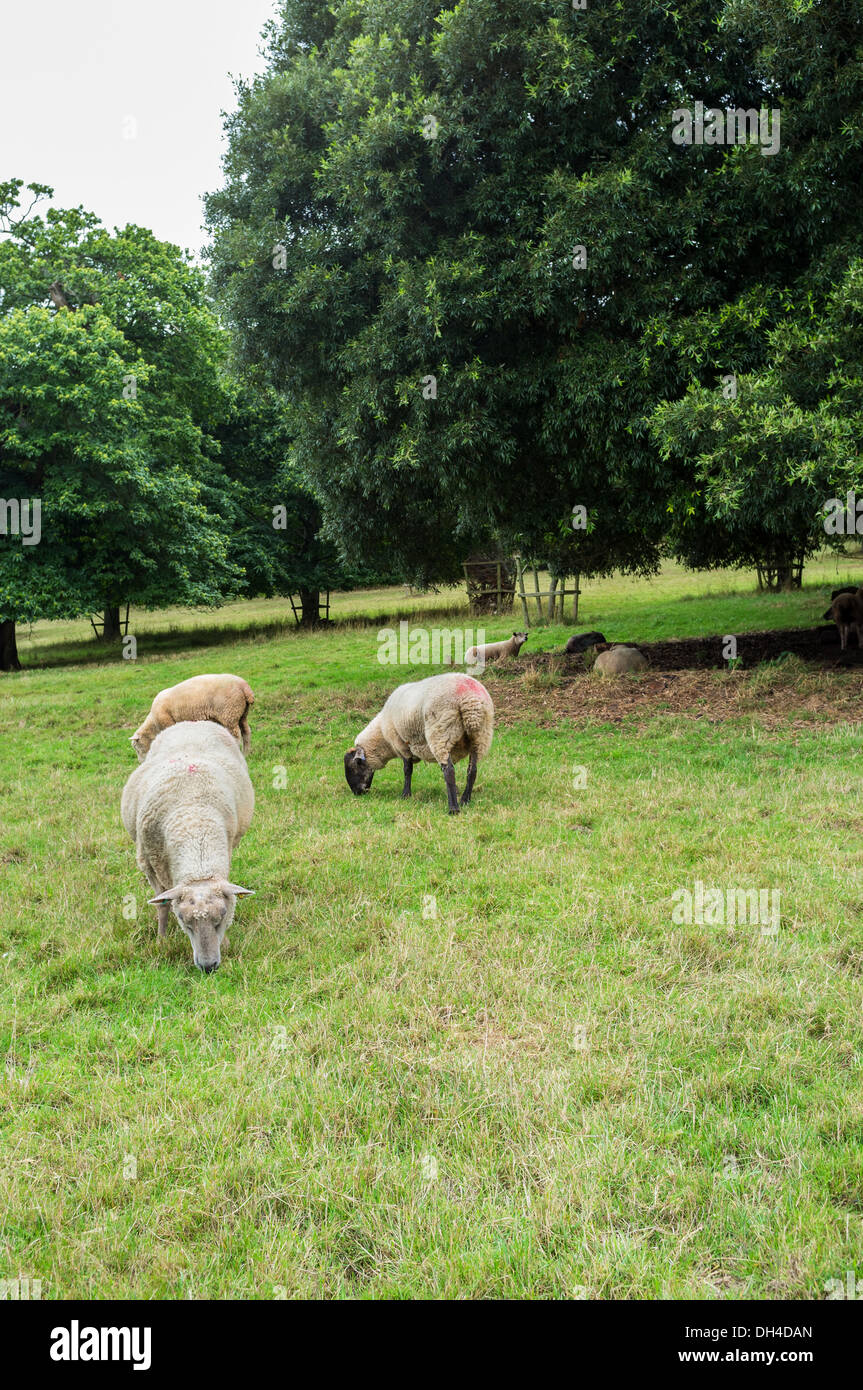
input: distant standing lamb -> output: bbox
[131,673,255,760]
[121,721,255,971]
[344,672,494,814]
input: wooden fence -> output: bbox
[515,559,580,624]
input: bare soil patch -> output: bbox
[607,623,861,671]
[487,628,863,730]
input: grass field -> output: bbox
[1,559,862,1298]
[12,549,863,669]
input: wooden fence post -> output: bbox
[516,558,530,627]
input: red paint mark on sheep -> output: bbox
[456,677,489,699]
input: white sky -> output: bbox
[0,0,277,258]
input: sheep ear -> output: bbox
[354,747,366,764]
[220,882,255,898]
[148,886,182,905]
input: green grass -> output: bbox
[1,562,862,1298]
[12,549,863,670]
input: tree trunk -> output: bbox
[102,605,122,640]
[299,589,321,627]
[776,562,795,592]
[0,619,21,672]
[756,557,803,591]
[547,574,559,621]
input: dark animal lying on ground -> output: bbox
[565,631,607,654]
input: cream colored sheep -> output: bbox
[594,645,649,674]
[465,631,528,667]
[131,673,255,760]
[344,672,494,814]
[121,721,255,971]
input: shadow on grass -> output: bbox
[15,602,472,671]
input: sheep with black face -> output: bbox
[345,672,494,814]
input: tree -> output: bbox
[205,0,863,592]
[641,0,863,587]
[649,261,863,589]
[216,387,366,624]
[0,304,241,668]
[0,181,240,665]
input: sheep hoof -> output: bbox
[448,804,460,815]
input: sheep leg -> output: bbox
[441,757,460,815]
[459,753,478,807]
[140,861,170,938]
[240,714,251,755]
[401,757,414,798]
[840,624,849,651]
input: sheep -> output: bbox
[131,673,255,761]
[121,720,255,971]
[465,631,528,667]
[824,587,863,651]
[344,672,494,815]
[565,630,607,655]
[593,645,649,674]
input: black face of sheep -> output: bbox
[345,747,374,795]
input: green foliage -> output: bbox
[0,182,240,626]
[215,386,363,599]
[650,263,863,585]
[206,0,863,586]
[640,0,863,583]
[0,305,238,621]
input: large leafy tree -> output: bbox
[205,0,863,589]
[642,0,863,587]
[650,264,863,588]
[0,181,239,667]
[216,387,364,624]
[0,304,239,669]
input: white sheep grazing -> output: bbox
[465,631,528,667]
[121,720,255,971]
[131,673,255,761]
[594,645,649,674]
[344,672,494,815]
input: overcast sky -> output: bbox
[1,0,277,257]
